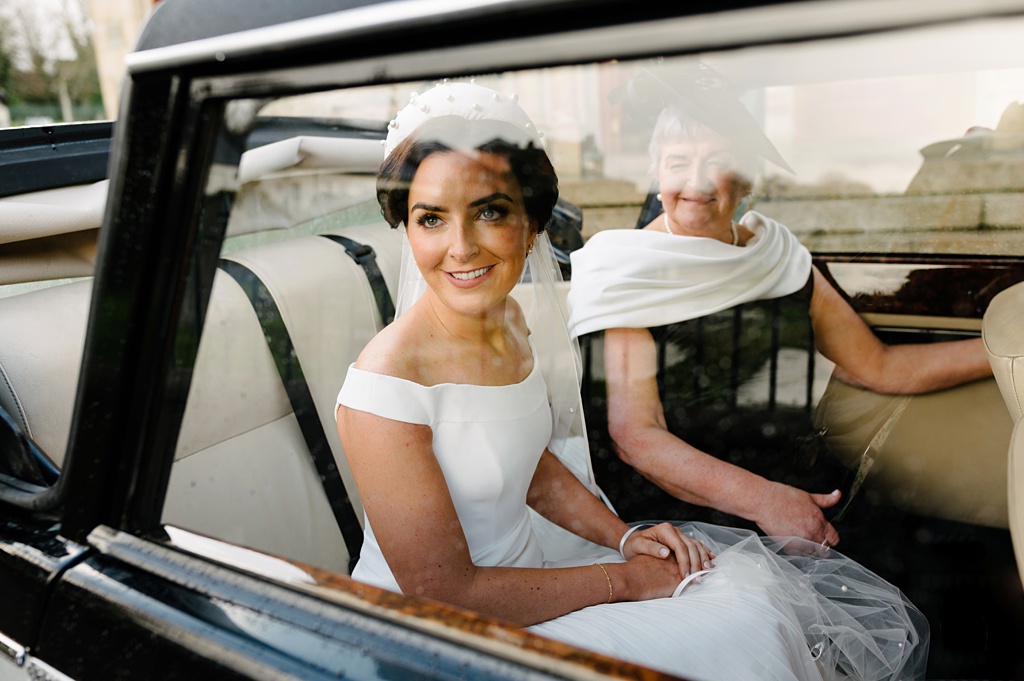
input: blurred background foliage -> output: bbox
[0,0,103,125]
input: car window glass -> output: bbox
[163,16,1024,571]
[160,18,1022,677]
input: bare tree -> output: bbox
[0,9,16,100]
[0,0,99,121]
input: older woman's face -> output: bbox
[658,129,753,236]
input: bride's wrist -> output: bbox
[618,523,655,558]
[604,561,628,602]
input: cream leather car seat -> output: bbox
[164,222,399,574]
[0,220,399,576]
[0,136,400,576]
[982,280,1024,587]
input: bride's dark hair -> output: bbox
[377,117,558,232]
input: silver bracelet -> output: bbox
[618,523,655,557]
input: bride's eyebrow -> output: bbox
[470,193,513,206]
[410,193,513,213]
[410,202,444,213]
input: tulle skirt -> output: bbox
[528,522,927,681]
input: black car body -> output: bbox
[2,0,1024,679]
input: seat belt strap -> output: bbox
[320,234,395,326]
[219,258,364,570]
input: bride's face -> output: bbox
[406,150,536,318]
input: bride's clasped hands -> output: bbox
[618,522,716,589]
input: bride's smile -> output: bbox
[447,264,494,284]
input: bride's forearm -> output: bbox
[527,450,629,550]
[443,563,624,626]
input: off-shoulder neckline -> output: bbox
[347,341,538,390]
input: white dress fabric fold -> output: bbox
[336,358,927,681]
[567,210,812,337]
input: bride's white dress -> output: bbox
[337,358,926,681]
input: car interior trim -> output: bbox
[860,313,984,332]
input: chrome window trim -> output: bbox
[127,0,1024,76]
[0,630,26,666]
[126,0,537,73]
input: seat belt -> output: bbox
[219,258,365,571]
[319,234,396,326]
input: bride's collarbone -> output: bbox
[423,343,532,387]
[400,331,528,386]
[380,310,533,386]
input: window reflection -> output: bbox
[162,20,1024,678]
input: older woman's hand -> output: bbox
[754,482,841,547]
[621,522,714,580]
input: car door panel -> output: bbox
[31,526,625,681]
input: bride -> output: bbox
[334,81,926,681]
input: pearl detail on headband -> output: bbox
[382,81,544,159]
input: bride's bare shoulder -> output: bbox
[352,313,425,381]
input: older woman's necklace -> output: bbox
[663,214,739,246]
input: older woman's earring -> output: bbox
[656,192,663,202]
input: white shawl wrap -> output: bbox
[567,211,812,337]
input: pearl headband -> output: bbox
[383,80,544,158]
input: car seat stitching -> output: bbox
[1013,357,1022,417]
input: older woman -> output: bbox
[568,102,993,549]
[335,81,926,681]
